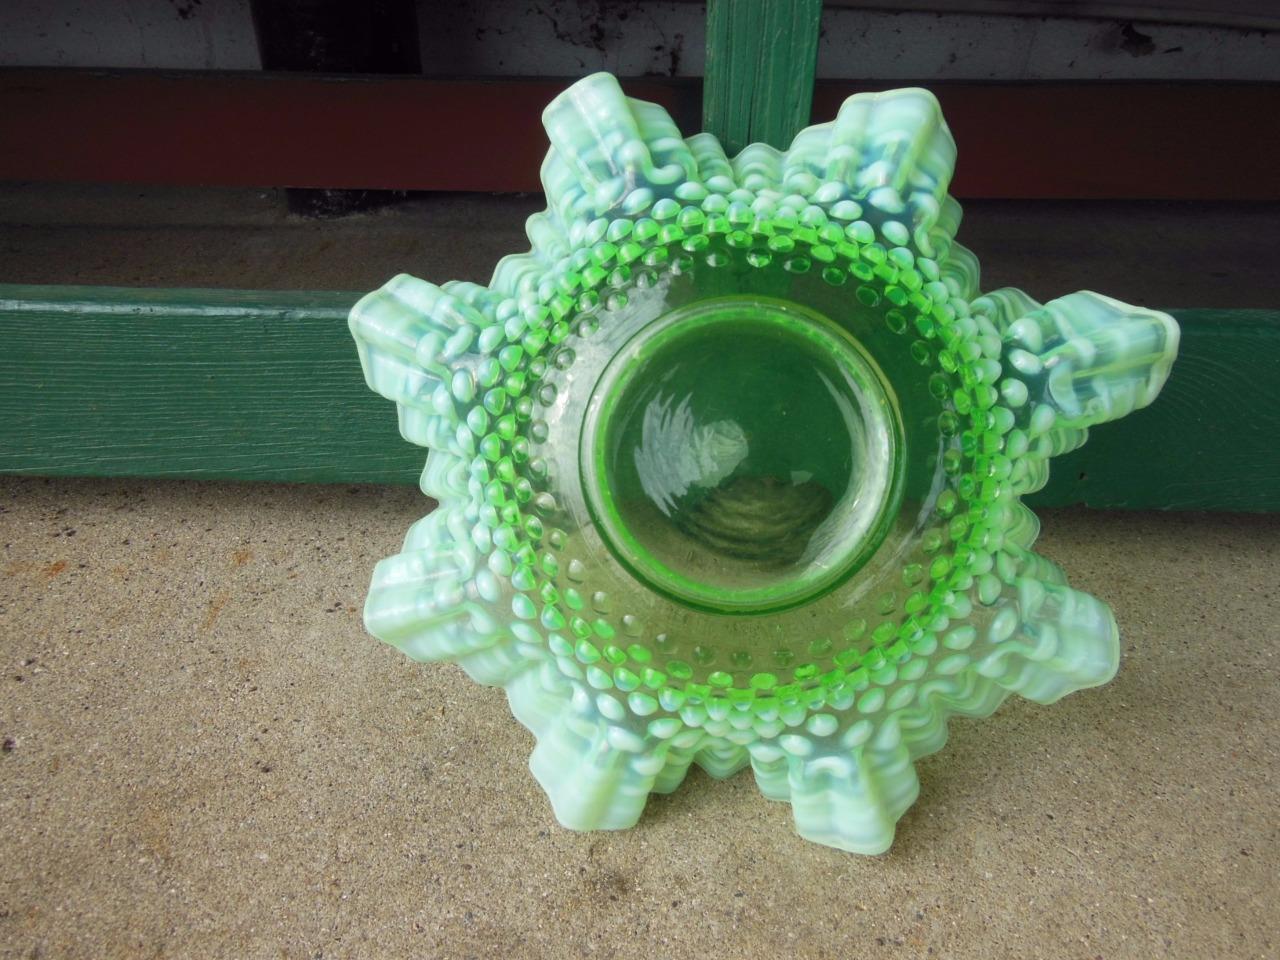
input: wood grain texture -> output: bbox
[0,286,422,486]
[703,0,824,154]
[0,286,1275,510]
[1036,309,1280,511]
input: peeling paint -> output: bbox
[0,0,1277,81]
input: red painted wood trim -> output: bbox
[814,82,1280,201]
[0,70,700,194]
[1,69,1275,199]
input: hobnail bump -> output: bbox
[349,73,1179,854]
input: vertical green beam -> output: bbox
[703,0,823,154]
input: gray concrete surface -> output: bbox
[1,186,1277,958]
[0,478,1277,958]
[3,184,1279,309]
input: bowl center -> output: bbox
[581,296,902,615]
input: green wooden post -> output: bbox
[703,0,824,153]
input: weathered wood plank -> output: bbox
[703,0,824,153]
[817,0,1279,30]
[1037,309,1280,511]
[0,286,1275,510]
[0,286,422,486]
[4,69,1279,199]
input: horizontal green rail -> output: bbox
[1,284,1276,511]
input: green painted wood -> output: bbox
[703,0,824,154]
[1035,308,1280,512]
[0,286,1276,511]
[0,286,423,486]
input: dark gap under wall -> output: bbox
[250,0,422,217]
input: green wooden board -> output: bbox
[0,286,417,487]
[0,285,1276,511]
[703,0,824,154]
[1039,308,1280,512]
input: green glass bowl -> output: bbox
[350,73,1179,854]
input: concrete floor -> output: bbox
[3,184,1279,307]
[1,186,1278,958]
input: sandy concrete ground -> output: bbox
[0,476,1276,959]
[2,185,1278,956]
